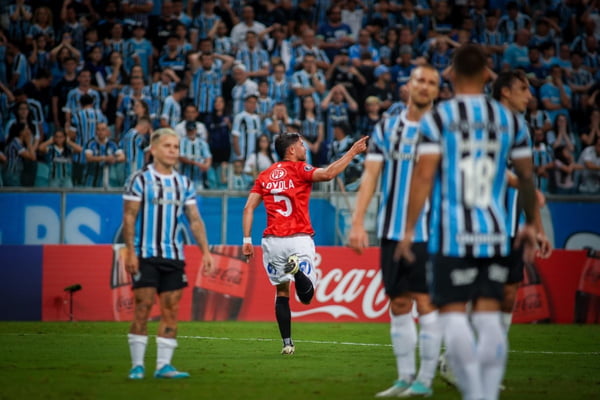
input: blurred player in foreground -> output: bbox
[395,44,539,400]
[242,132,367,355]
[349,65,443,398]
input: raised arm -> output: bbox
[312,136,368,181]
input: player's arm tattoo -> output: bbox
[123,200,141,250]
[185,205,211,255]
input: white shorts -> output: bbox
[261,235,318,286]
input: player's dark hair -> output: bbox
[452,43,487,78]
[492,70,528,101]
[275,132,302,160]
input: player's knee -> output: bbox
[389,295,412,315]
[414,294,436,315]
[502,284,518,312]
[297,286,314,305]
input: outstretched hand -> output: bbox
[351,136,369,155]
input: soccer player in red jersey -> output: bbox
[242,132,368,354]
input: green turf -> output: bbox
[0,322,598,399]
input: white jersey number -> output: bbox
[274,194,293,217]
[459,156,496,208]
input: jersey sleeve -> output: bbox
[510,114,533,161]
[366,118,386,162]
[297,162,317,182]
[123,173,143,201]
[417,109,442,155]
[250,176,263,195]
[184,179,197,205]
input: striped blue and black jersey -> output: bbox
[121,128,148,178]
[83,137,122,187]
[191,67,222,113]
[267,76,291,106]
[419,95,532,258]
[46,145,73,181]
[123,164,197,260]
[70,108,108,163]
[368,110,429,242]
[161,95,182,128]
[231,111,262,160]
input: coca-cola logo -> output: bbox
[203,266,243,286]
[270,168,287,180]
[292,262,389,320]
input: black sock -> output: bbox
[294,270,314,304]
[275,296,291,341]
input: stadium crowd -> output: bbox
[0,0,599,194]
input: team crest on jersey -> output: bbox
[304,165,314,171]
[270,168,287,180]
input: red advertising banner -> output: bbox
[40,246,597,324]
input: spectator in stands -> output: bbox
[175,104,208,141]
[578,138,600,194]
[160,82,187,129]
[292,52,326,117]
[3,122,37,187]
[84,122,124,188]
[569,51,594,123]
[359,96,381,138]
[297,95,324,164]
[365,65,394,113]
[127,23,153,82]
[149,1,180,51]
[321,84,358,144]
[265,102,293,138]
[257,80,275,121]
[27,6,54,47]
[525,46,548,97]
[158,34,186,80]
[22,69,52,117]
[236,31,270,80]
[541,64,573,124]
[229,159,253,191]
[532,125,554,193]
[316,5,354,62]
[502,27,530,70]
[213,21,234,56]
[581,109,600,148]
[38,128,82,188]
[548,114,579,154]
[121,117,151,180]
[6,99,41,144]
[293,28,329,71]
[230,5,267,51]
[392,45,416,89]
[64,69,103,131]
[243,134,276,179]
[190,52,232,119]
[325,48,366,101]
[179,121,212,190]
[121,0,153,29]
[190,0,221,48]
[6,40,29,90]
[59,2,86,53]
[7,0,32,45]
[116,76,152,138]
[498,1,531,42]
[204,96,231,189]
[231,94,261,162]
[328,121,362,190]
[231,64,259,116]
[553,144,584,194]
[267,63,292,111]
[349,28,380,68]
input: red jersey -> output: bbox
[251,161,317,237]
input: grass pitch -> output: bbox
[0,322,598,400]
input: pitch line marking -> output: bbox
[2,333,598,355]
[179,335,600,355]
